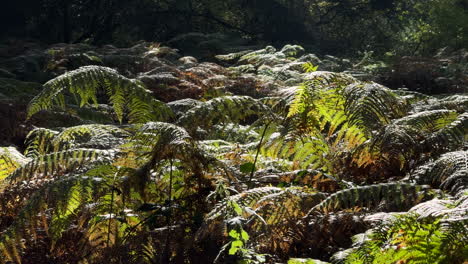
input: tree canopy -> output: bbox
[2,0,467,54]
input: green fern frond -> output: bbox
[393,110,458,133]
[0,183,57,263]
[302,62,319,73]
[414,150,467,195]
[439,218,468,261]
[7,148,116,182]
[377,111,462,163]
[0,233,23,264]
[413,94,468,113]
[0,221,30,263]
[302,71,357,90]
[52,124,130,151]
[167,98,203,117]
[259,96,289,116]
[366,111,466,172]
[288,258,330,264]
[134,122,191,147]
[287,83,315,120]
[207,186,326,235]
[0,147,30,180]
[48,178,96,246]
[24,128,59,158]
[306,183,431,215]
[293,136,332,171]
[373,110,466,160]
[207,187,283,220]
[344,83,407,130]
[262,135,330,171]
[424,112,467,152]
[176,96,272,134]
[276,82,368,175]
[345,214,468,264]
[330,248,355,264]
[369,124,422,166]
[0,174,109,263]
[278,72,356,106]
[0,161,145,264]
[409,196,467,220]
[24,125,129,158]
[27,66,172,123]
[394,89,433,105]
[251,187,326,230]
[130,122,193,162]
[284,77,368,149]
[126,122,226,198]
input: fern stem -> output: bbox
[168,158,173,205]
[164,158,174,263]
[248,123,269,188]
[107,169,119,248]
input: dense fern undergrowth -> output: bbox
[0,44,467,264]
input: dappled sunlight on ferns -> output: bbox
[0,58,466,263]
[27,66,172,123]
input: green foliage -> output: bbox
[302,62,319,73]
[24,128,59,158]
[27,66,172,123]
[0,148,29,180]
[5,0,466,54]
[387,110,467,155]
[267,77,411,179]
[414,150,468,195]
[212,192,266,264]
[269,76,370,175]
[344,214,468,264]
[393,110,458,132]
[400,0,468,53]
[8,148,116,182]
[240,162,255,174]
[228,228,250,256]
[25,125,130,158]
[177,96,272,135]
[306,183,432,215]
[344,83,407,130]
[130,121,204,169]
[207,187,284,220]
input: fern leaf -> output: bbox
[0,175,108,263]
[207,187,283,220]
[252,187,326,230]
[130,122,193,162]
[306,183,431,215]
[424,112,467,152]
[413,94,468,113]
[393,110,458,132]
[7,148,116,182]
[176,96,272,133]
[0,147,30,180]
[413,150,467,195]
[24,128,59,158]
[27,66,172,123]
[409,196,468,220]
[344,82,407,130]
[52,124,130,151]
[330,248,355,264]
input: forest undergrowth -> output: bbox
[0,42,466,264]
